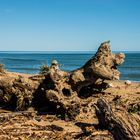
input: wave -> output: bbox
[119,67,140,69]
[122,73,140,78]
[7,67,40,71]
[3,58,41,62]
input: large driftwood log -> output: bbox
[69,41,125,92]
[0,41,125,120]
[95,98,140,140]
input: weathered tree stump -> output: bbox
[69,41,125,93]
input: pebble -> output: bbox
[125,80,132,85]
[34,116,41,122]
[108,83,114,88]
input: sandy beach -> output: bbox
[0,71,140,139]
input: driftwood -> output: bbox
[69,41,125,92]
[95,98,140,140]
[0,41,125,120]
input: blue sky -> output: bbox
[0,0,140,51]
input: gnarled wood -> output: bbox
[0,41,125,120]
[69,41,125,92]
[95,98,140,140]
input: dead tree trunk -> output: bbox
[0,41,125,120]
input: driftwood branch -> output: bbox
[95,98,140,140]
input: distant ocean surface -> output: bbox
[0,51,140,81]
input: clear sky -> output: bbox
[0,0,140,51]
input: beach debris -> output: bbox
[125,80,132,85]
[127,102,140,113]
[107,83,114,88]
[95,98,140,140]
[112,95,121,101]
[112,95,121,104]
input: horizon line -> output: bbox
[0,50,140,53]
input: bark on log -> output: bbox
[95,98,140,140]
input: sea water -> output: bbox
[0,52,140,81]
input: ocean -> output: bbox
[0,52,140,81]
